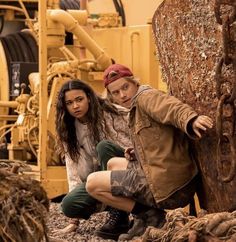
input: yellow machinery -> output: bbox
[0,0,166,199]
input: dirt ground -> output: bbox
[47,203,236,242]
[0,163,117,242]
[47,202,118,242]
[1,162,235,242]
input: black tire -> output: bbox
[13,32,31,62]
[5,34,23,61]
[18,32,38,62]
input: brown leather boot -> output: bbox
[118,208,166,241]
[95,208,130,240]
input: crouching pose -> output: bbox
[54,79,132,239]
[86,64,213,240]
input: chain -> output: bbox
[214,0,236,182]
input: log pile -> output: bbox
[0,161,49,242]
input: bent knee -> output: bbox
[86,172,99,195]
[107,157,119,170]
[61,195,77,218]
[107,157,128,170]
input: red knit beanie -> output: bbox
[103,64,133,88]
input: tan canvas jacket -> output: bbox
[129,86,198,203]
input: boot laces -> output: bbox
[106,209,120,226]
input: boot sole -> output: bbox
[95,227,130,241]
[95,231,122,240]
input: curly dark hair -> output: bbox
[56,79,120,161]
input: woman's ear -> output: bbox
[87,95,90,103]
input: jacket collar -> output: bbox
[131,85,152,108]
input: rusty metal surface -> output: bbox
[152,0,236,212]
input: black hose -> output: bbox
[60,0,80,10]
[112,0,122,22]
[0,16,4,34]
[117,0,126,26]
[112,0,126,26]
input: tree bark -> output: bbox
[152,0,236,212]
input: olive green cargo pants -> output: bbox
[61,140,124,219]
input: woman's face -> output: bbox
[64,89,90,122]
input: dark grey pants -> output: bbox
[61,140,125,219]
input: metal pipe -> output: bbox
[0,5,24,13]
[0,125,15,143]
[0,101,18,108]
[38,0,48,178]
[18,0,34,32]
[48,9,112,70]
[0,115,18,121]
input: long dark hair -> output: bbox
[56,79,119,161]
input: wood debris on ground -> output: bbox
[0,160,49,242]
[1,160,235,242]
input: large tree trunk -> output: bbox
[152,0,236,212]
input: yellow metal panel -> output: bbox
[89,25,167,92]
[27,165,68,199]
[86,71,104,94]
[41,166,68,199]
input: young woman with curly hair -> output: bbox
[54,79,132,239]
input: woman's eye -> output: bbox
[66,101,72,106]
[75,97,83,102]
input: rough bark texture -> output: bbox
[152,0,236,212]
[0,163,49,242]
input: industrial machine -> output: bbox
[0,0,165,199]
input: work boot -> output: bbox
[95,208,130,240]
[118,216,145,241]
[118,208,166,241]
